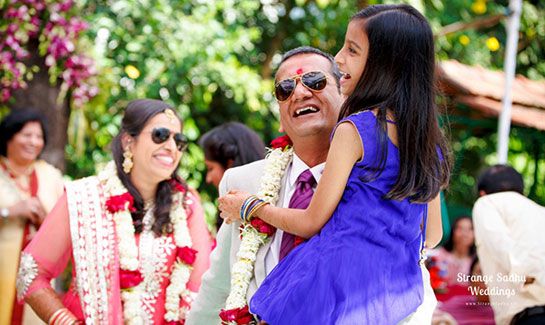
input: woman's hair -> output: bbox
[0,109,48,157]
[469,255,480,276]
[111,99,188,235]
[199,122,265,169]
[443,216,476,256]
[339,4,451,203]
[477,164,524,195]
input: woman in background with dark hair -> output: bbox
[17,99,213,324]
[199,122,265,189]
[199,122,265,230]
[0,109,64,325]
[433,216,476,288]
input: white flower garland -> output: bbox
[223,147,293,314]
[98,162,193,324]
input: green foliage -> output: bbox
[64,0,544,231]
[425,0,545,216]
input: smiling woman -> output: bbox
[16,99,213,324]
[0,109,65,325]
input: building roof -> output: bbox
[437,60,545,130]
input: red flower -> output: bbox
[219,305,254,324]
[177,246,198,265]
[105,193,136,213]
[119,269,143,289]
[294,236,306,247]
[270,135,292,150]
[169,179,187,193]
[427,256,448,293]
[250,218,276,236]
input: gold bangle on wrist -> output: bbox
[48,308,78,325]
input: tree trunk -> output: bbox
[9,40,70,172]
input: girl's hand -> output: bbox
[218,190,251,224]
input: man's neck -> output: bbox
[292,138,329,167]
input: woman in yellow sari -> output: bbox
[0,109,64,325]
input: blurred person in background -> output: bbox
[199,122,265,230]
[473,164,545,325]
[0,109,64,325]
[432,216,476,294]
[16,99,213,324]
[433,256,495,325]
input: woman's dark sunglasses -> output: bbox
[151,127,188,151]
[274,70,328,102]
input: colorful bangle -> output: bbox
[240,195,269,222]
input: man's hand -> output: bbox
[525,276,535,285]
[218,190,251,224]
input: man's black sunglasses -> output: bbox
[274,70,328,102]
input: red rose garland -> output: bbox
[105,193,136,213]
[219,305,254,325]
[100,162,196,324]
[119,269,144,290]
[177,246,198,265]
[270,134,292,150]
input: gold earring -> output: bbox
[123,149,133,174]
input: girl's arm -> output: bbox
[425,194,443,248]
[222,122,362,238]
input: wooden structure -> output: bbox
[437,60,545,131]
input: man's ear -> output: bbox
[121,133,133,151]
[278,122,284,133]
[478,190,486,197]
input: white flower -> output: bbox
[98,162,194,323]
[114,212,139,270]
[223,147,293,314]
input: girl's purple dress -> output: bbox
[250,111,427,324]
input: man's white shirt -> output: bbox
[473,191,545,324]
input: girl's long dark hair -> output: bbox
[111,99,188,235]
[340,4,451,203]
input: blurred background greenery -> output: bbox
[2,0,544,232]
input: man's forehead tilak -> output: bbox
[278,67,304,80]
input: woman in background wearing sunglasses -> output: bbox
[16,99,213,324]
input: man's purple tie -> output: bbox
[279,169,316,260]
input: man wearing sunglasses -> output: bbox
[188,46,342,324]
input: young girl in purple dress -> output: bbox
[220,4,451,324]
